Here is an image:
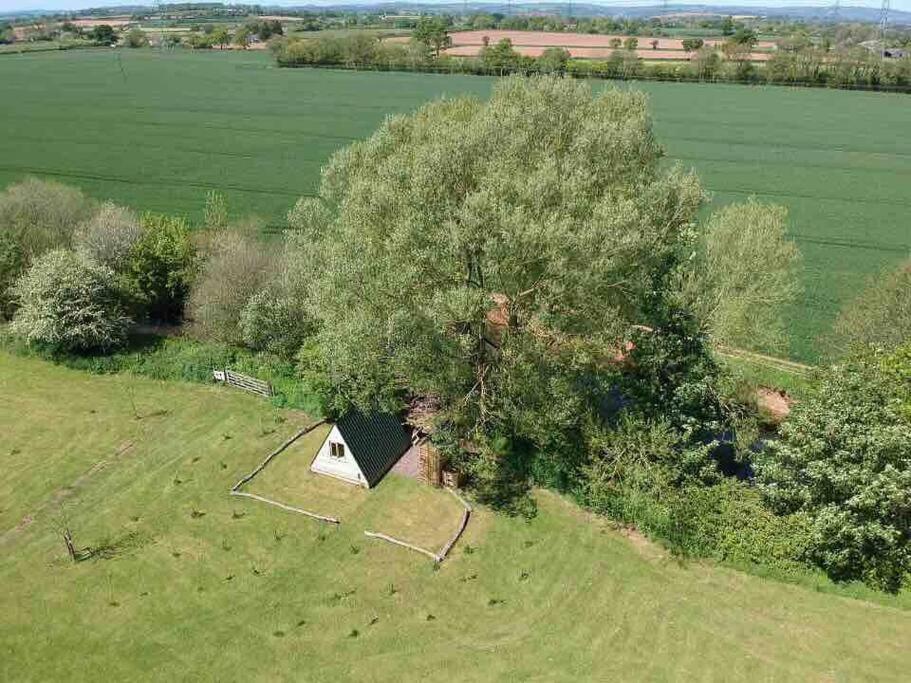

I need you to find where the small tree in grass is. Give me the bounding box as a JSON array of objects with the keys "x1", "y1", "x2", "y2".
[{"x1": 10, "y1": 249, "x2": 130, "y2": 351}]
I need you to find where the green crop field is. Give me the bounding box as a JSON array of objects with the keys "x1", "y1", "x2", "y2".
[
  {"x1": 0, "y1": 49, "x2": 908, "y2": 360},
  {"x1": 1, "y1": 351, "x2": 910, "y2": 681}
]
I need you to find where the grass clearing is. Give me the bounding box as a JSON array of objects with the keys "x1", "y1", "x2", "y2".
[
  {"x1": 1, "y1": 50, "x2": 908, "y2": 360},
  {"x1": 2, "y1": 351, "x2": 911, "y2": 680}
]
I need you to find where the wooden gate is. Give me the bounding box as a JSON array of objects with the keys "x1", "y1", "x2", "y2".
[{"x1": 213, "y1": 368, "x2": 273, "y2": 398}]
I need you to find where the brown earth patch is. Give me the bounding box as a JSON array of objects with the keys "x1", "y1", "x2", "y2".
[{"x1": 756, "y1": 387, "x2": 794, "y2": 424}]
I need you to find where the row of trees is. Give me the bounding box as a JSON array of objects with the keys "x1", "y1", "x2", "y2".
[
  {"x1": 1, "y1": 78, "x2": 907, "y2": 591},
  {"x1": 273, "y1": 33, "x2": 911, "y2": 91},
  {"x1": 0, "y1": 180, "x2": 195, "y2": 349}
]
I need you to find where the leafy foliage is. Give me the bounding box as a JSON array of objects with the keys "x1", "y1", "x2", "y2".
[
  {"x1": 186, "y1": 230, "x2": 273, "y2": 345},
  {"x1": 831, "y1": 258, "x2": 911, "y2": 356},
  {"x1": 127, "y1": 213, "x2": 196, "y2": 322},
  {"x1": 412, "y1": 17, "x2": 451, "y2": 57},
  {"x1": 0, "y1": 232, "x2": 24, "y2": 319},
  {"x1": 683, "y1": 198, "x2": 801, "y2": 353},
  {"x1": 755, "y1": 346, "x2": 911, "y2": 591},
  {"x1": 0, "y1": 177, "x2": 94, "y2": 260},
  {"x1": 240, "y1": 286, "x2": 314, "y2": 360},
  {"x1": 10, "y1": 249, "x2": 130, "y2": 351},
  {"x1": 74, "y1": 201, "x2": 142, "y2": 272},
  {"x1": 287, "y1": 76, "x2": 769, "y2": 508}
]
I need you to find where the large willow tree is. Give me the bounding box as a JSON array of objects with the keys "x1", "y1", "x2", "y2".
[{"x1": 289, "y1": 76, "x2": 796, "y2": 502}]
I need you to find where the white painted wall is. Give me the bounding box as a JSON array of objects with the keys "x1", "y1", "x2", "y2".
[{"x1": 310, "y1": 425, "x2": 368, "y2": 487}]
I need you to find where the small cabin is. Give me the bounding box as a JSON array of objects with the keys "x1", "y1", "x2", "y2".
[{"x1": 310, "y1": 410, "x2": 411, "y2": 488}]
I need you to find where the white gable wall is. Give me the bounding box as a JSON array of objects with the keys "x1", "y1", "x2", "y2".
[{"x1": 310, "y1": 425, "x2": 368, "y2": 487}]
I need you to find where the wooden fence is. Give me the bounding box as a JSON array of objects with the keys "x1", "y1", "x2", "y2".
[{"x1": 213, "y1": 368, "x2": 273, "y2": 397}]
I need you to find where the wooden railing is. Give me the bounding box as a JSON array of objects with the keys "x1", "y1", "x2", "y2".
[{"x1": 212, "y1": 368, "x2": 273, "y2": 397}]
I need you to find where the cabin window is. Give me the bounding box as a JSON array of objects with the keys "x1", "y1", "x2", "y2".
[{"x1": 329, "y1": 441, "x2": 345, "y2": 459}]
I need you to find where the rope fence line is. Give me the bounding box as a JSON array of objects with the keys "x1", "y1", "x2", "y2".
[
  {"x1": 438, "y1": 487, "x2": 473, "y2": 561},
  {"x1": 364, "y1": 486, "x2": 473, "y2": 563},
  {"x1": 363, "y1": 531, "x2": 443, "y2": 562},
  {"x1": 230, "y1": 420, "x2": 340, "y2": 524},
  {"x1": 231, "y1": 490, "x2": 339, "y2": 524}
]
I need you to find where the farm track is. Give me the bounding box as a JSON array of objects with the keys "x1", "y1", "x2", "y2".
[{"x1": 718, "y1": 346, "x2": 815, "y2": 376}]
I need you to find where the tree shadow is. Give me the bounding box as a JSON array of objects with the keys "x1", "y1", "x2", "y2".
[{"x1": 75, "y1": 530, "x2": 150, "y2": 562}]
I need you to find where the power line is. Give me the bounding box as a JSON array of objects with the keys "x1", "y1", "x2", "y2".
[{"x1": 879, "y1": 0, "x2": 890, "y2": 59}]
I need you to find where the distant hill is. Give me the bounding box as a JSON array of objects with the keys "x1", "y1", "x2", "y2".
[
  {"x1": 292, "y1": 2, "x2": 910, "y2": 24},
  {"x1": 4, "y1": 3, "x2": 911, "y2": 26}
]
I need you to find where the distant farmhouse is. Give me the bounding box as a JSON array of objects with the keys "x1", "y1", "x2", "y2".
[{"x1": 860, "y1": 40, "x2": 909, "y2": 59}]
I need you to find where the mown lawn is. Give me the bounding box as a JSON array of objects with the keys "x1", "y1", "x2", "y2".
[
  {"x1": 249, "y1": 429, "x2": 468, "y2": 551},
  {"x1": 1, "y1": 352, "x2": 910, "y2": 681},
  {"x1": 0, "y1": 50, "x2": 908, "y2": 360}
]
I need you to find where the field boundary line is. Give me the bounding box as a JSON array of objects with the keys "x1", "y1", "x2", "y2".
[{"x1": 230, "y1": 420, "x2": 340, "y2": 524}]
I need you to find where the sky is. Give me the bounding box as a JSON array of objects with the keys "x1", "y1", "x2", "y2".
[{"x1": 2, "y1": 0, "x2": 906, "y2": 14}]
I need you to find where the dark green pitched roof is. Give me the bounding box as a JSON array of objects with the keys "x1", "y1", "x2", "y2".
[{"x1": 336, "y1": 410, "x2": 411, "y2": 487}]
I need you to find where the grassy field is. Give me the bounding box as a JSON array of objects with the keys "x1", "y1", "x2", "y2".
[
  {"x1": 1, "y1": 351, "x2": 911, "y2": 680},
  {"x1": 0, "y1": 50, "x2": 909, "y2": 360}
]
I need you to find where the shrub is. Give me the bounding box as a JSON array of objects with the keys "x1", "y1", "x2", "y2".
[
  {"x1": 74, "y1": 202, "x2": 142, "y2": 272},
  {"x1": 831, "y1": 258, "x2": 911, "y2": 356},
  {"x1": 240, "y1": 286, "x2": 314, "y2": 359},
  {"x1": 0, "y1": 177, "x2": 94, "y2": 259},
  {"x1": 123, "y1": 28, "x2": 149, "y2": 48},
  {"x1": 186, "y1": 231, "x2": 274, "y2": 345},
  {"x1": 10, "y1": 249, "x2": 130, "y2": 351},
  {"x1": 666, "y1": 481, "x2": 812, "y2": 574},
  {"x1": 755, "y1": 347, "x2": 911, "y2": 592},
  {"x1": 0, "y1": 232, "x2": 24, "y2": 319},
  {"x1": 128, "y1": 213, "x2": 196, "y2": 322}
]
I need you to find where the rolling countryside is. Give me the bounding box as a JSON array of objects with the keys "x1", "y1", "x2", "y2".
[{"x1": 0, "y1": 49, "x2": 908, "y2": 360}]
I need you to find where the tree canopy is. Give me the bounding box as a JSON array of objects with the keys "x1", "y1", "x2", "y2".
[
  {"x1": 286, "y1": 76, "x2": 790, "y2": 505},
  {"x1": 831, "y1": 258, "x2": 911, "y2": 357},
  {"x1": 683, "y1": 198, "x2": 801, "y2": 353},
  {"x1": 756, "y1": 344, "x2": 911, "y2": 591},
  {"x1": 10, "y1": 249, "x2": 130, "y2": 351}
]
